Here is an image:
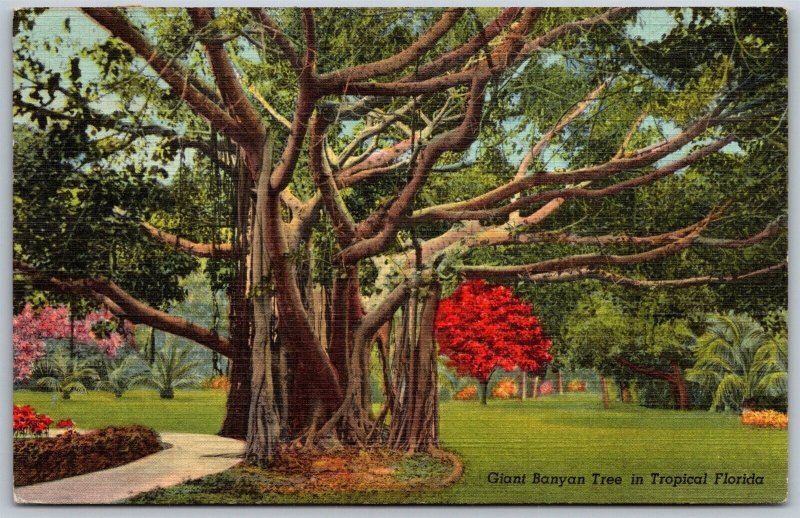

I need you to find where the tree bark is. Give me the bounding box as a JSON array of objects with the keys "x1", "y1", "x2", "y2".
[
  {"x1": 532, "y1": 375, "x2": 540, "y2": 400},
  {"x1": 244, "y1": 139, "x2": 281, "y2": 466},
  {"x1": 389, "y1": 281, "x2": 441, "y2": 452},
  {"x1": 556, "y1": 369, "x2": 564, "y2": 395},
  {"x1": 671, "y1": 360, "x2": 689, "y2": 411},
  {"x1": 521, "y1": 371, "x2": 527, "y2": 400},
  {"x1": 600, "y1": 375, "x2": 610, "y2": 409}
]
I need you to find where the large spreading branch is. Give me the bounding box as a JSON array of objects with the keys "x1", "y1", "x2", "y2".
[
  {"x1": 14, "y1": 261, "x2": 232, "y2": 357},
  {"x1": 319, "y1": 8, "x2": 466, "y2": 88},
  {"x1": 460, "y1": 206, "x2": 722, "y2": 279},
  {"x1": 414, "y1": 134, "x2": 734, "y2": 223},
  {"x1": 508, "y1": 262, "x2": 787, "y2": 288},
  {"x1": 82, "y1": 8, "x2": 241, "y2": 138},
  {"x1": 412, "y1": 106, "x2": 729, "y2": 222}
]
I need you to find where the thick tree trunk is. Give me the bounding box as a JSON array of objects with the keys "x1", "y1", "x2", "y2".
[
  {"x1": 244, "y1": 141, "x2": 281, "y2": 466},
  {"x1": 599, "y1": 375, "x2": 610, "y2": 409},
  {"x1": 220, "y1": 348, "x2": 251, "y2": 439},
  {"x1": 219, "y1": 154, "x2": 253, "y2": 439},
  {"x1": 389, "y1": 281, "x2": 441, "y2": 452}
]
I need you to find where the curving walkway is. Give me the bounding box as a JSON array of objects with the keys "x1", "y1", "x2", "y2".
[{"x1": 14, "y1": 432, "x2": 244, "y2": 504}]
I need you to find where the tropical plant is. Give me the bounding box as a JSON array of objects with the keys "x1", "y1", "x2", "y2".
[
  {"x1": 686, "y1": 313, "x2": 788, "y2": 411},
  {"x1": 141, "y1": 344, "x2": 202, "y2": 399},
  {"x1": 97, "y1": 355, "x2": 148, "y2": 398},
  {"x1": 32, "y1": 348, "x2": 99, "y2": 400}
]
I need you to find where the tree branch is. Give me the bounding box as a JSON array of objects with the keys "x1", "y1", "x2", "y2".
[
  {"x1": 14, "y1": 261, "x2": 232, "y2": 357},
  {"x1": 140, "y1": 221, "x2": 234, "y2": 258},
  {"x1": 320, "y1": 8, "x2": 465, "y2": 88},
  {"x1": 460, "y1": 207, "x2": 722, "y2": 279},
  {"x1": 510, "y1": 262, "x2": 787, "y2": 288},
  {"x1": 250, "y1": 8, "x2": 304, "y2": 75},
  {"x1": 82, "y1": 8, "x2": 241, "y2": 138}
]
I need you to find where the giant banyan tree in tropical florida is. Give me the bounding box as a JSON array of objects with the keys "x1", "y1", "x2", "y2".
[{"x1": 13, "y1": 7, "x2": 786, "y2": 466}]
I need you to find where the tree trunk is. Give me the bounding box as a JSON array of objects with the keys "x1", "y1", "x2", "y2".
[
  {"x1": 244, "y1": 140, "x2": 280, "y2": 467},
  {"x1": 219, "y1": 153, "x2": 253, "y2": 440},
  {"x1": 532, "y1": 375, "x2": 540, "y2": 400},
  {"x1": 556, "y1": 369, "x2": 564, "y2": 395},
  {"x1": 521, "y1": 371, "x2": 527, "y2": 400},
  {"x1": 389, "y1": 281, "x2": 441, "y2": 452},
  {"x1": 479, "y1": 382, "x2": 488, "y2": 405},
  {"x1": 671, "y1": 360, "x2": 689, "y2": 411},
  {"x1": 599, "y1": 375, "x2": 610, "y2": 409}
]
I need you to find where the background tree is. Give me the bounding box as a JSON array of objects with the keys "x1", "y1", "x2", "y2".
[{"x1": 435, "y1": 280, "x2": 551, "y2": 405}]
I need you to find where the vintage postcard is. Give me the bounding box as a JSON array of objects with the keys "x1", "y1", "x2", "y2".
[{"x1": 12, "y1": 6, "x2": 787, "y2": 504}]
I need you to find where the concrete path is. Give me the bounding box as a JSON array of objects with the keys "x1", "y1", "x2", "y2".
[{"x1": 15, "y1": 432, "x2": 244, "y2": 504}]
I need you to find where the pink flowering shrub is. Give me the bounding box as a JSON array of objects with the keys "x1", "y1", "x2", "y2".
[
  {"x1": 538, "y1": 380, "x2": 554, "y2": 396},
  {"x1": 13, "y1": 304, "x2": 133, "y2": 381}
]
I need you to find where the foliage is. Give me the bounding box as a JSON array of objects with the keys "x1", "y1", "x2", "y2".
[
  {"x1": 740, "y1": 409, "x2": 788, "y2": 430},
  {"x1": 97, "y1": 355, "x2": 149, "y2": 397},
  {"x1": 567, "y1": 380, "x2": 587, "y2": 392},
  {"x1": 13, "y1": 425, "x2": 162, "y2": 486},
  {"x1": 13, "y1": 404, "x2": 53, "y2": 438},
  {"x1": 453, "y1": 386, "x2": 478, "y2": 401},
  {"x1": 435, "y1": 280, "x2": 552, "y2": 384},
  {"x1": 141, "y1": 344, "x2": 203, "y2": 399},
  {"x1": 13, "y1": 304, "x2": 130, "y2": 381},
  {"x1": 202, "y1": 375, "x2": 231, "y2": 391},
  {"x1": 538, "y1": 381, "x2": 554, "y2": 397},
  {"x1": 491, "y1": 378, "x2": 518, "y2": 400},
  {"x1": 686, "y1": 313, "x2": 787, "y2": 411},
  {"x1": 32, "y1": 348, "x2": 100, "y2": 400}
]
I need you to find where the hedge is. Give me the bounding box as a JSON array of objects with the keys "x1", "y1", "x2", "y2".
[{"x1": 14, "y1": 425, "x2": 162, "y2": 486}]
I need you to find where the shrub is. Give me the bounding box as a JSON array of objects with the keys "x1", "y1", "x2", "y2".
[
  {"x1": 454, "y1": 385, "x2": 478, "y2": 400},
  {"x1": 538, "y1": 380, "x2": 554, "y2": 396},
  {"x1": 14, "y1": 425, "x2": 162, "y2": 486},
  {"x1": 56, "y1": 418, "x2": 75, "y2": 429},
  {"x1": 740, "y1": 409, "x2": 788, "y2": 430},
  {"x1": 13, "y1": 405, "x2": 53, "y2": 438},
  {"x1": 202, "y1": 374, "x2": 231, "y2": 391},
  {"x1": 491, "y1": 378, "x2": 518, "y2": 399},
  {"x1": 567, "y1": 379, "x2": 587, "y2": 392}
]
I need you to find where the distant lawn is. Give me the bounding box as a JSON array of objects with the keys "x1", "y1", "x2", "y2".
[
  {"x1": 14, "y1": 389, "x2": 787, "y2": 504},
  {"x1": 13, "y1": 389, "x2": 227, "y2": 435}
]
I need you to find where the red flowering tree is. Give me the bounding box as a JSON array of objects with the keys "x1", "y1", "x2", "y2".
[
  {"x1": 435, "y1": 280, "x2": 552, "y2": 404},
  {"x1": 13, "y1": 304, "x2": 133, "y2": 382}
]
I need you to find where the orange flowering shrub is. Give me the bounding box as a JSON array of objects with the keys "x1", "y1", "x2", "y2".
[
  {"x1": 491, "y1": 378, "x2": 519, "y2": 399},
  {"x1": 741, "y1": 409, "x2": 788, "y2": 429},
  {"x1": 567, "y1": 379, "x2": 587, "y2": 392},
  {"x1": 202, "y1": 375, "x2": 231, "y2": 391},
  {"x1": 454, "y1": 385, "x2": 478, "y2": 400}
]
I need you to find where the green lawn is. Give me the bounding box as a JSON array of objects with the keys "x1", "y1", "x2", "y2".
[
  {"x1": 13, "y1": 389, "x2": 227, "y2": 435},
  {"x1": 13, "y1": 390, "x2": 787, "y2": 504}
]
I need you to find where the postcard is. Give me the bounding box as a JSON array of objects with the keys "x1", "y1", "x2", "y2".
[{"x1": 12, "y1": 6, "x2": 787, "y2": 504}]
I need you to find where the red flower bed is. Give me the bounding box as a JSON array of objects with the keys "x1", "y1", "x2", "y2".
[
  {"x1": 14, "y1": 425, "x2": 162, "y2": 486},
  {"x1": 13, "y1": 405, "x2": 53, "y2": 437}
]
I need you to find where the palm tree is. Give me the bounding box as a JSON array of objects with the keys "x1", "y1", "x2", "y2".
[
  {"x1": 686, "y1": 313, "x2": 788, "y2": 411},
  {"x1": 97, "y1": 355, "x2": 148, "y2": 397},
  {"x1": 142, "y1": 343, "x2": 202, "y2": 399},
  {"x1": 33, "y1": 348, "x2": 99, "y2": 400}
]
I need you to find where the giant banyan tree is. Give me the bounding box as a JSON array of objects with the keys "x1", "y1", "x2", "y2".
[{"x1": 13, "y1": 7, "x2": 787, "y2": 466}]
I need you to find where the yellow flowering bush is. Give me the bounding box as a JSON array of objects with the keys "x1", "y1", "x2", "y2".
[{"x1": 741, "y1": 409, "x2": 788, "y2": 430}]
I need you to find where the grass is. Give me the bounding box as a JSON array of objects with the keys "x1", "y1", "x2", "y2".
[
  {"x1": 13, "y1": 389, "x2": 787, "y2": 504},
  {"x1": 13, "y1": 389, "x2": 227, "y2": 435}
]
